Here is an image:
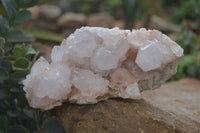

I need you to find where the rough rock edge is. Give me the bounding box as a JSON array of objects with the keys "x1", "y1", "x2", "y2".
[{"x1": 55, "y1": 99, "x2": 200, "y2": 133}]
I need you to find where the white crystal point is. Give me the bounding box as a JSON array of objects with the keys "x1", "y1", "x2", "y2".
[
  {"x1": 91, "y1": 47, "x2": 119, "y2": 70},
  {"x1": 71, "y1": 28, "x2": 97, "y2": 58},
  {"x1": 51, "y1": 46, "x2": 63, "y2": 62},
  {"x1": 30, "y1": 56, "x2": 50, "y2": 76},
  {"x1": 34, "y1": 63, "x2": 71, "y2": 99},
  {"x1": 164, "y1": 35, "x2": 184, "y2": 57},
  {"x1": 119, "y1": 83, "x2": 141, "y2": 99},
  {"x1": 23, "y1": 27, "x2": 183, "y2": 110},
  {"x1": 23, "y1": 60, "x2": 71, "y2": 110},
  {"x1": 135, "y1": 40, "x2": 162, "y2": 72},
  {"x1": 70, "y1": 69, "x2": 109, "y2": 104}
]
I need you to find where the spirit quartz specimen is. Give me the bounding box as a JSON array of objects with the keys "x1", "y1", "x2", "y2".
[{"x1": 23, "y1": 27, "x2": 183, "y2": 110}]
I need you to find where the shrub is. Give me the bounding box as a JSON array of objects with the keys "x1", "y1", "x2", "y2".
[
  {"x1": 0, "y1": 0, "x2": 63, "y2": 132},
  {"x1": 170, "y1": 23, "x2": 200, "y2": 80}
]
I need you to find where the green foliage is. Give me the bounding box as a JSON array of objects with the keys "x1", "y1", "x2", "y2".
[
  {"x1": 7, "y1": 126, "x2": 29, "y2": 133},
  {"x1": 0, "y1": 16, "x2": 10, "y2": 33},
  {"x1": 1, "y1": 43, "x2": 36, "y2": 81},
  {"x1": 177, "y1": 23, "x2": 198, "y2": 54},
  {"x1": 0, "y1": 0, "x2": 64, "y2": 132},
  {"x1": 121, "y1": 0, "x2": 141, "y2": 29},
  {"x1": 170, "y1": 23, "x2": 200, "y2": 80},
  {"x1": 1, "y1": 0, "x2": 17, "y2": 20},
  {"x1": 168, "y1": 0, "x2": 200, "y2": 24},
  {"x1": 22, "y1": 27, "x2": 65, "y2": 43},
  {"x1": 0, "y1": 116, "x2": 8, "y2": 132},
  {"x1": 170, "y1": 52, "x2": 200, "y2": 80},
  {"x1": 0, "y1": 0, "x2": 38, "y2": 36},
  {"x1": 5, "y1": 28, "x2": 34, "y2": 43},
  {"x1": 16, "y1": 0, "x2": 41, "y2": 8},
  {"x1": 0, "y1": 68, "x2": 9, "y2": 83},
  {"x1": 70, "y1": 0, "x2": 143, "y2": 29},
  {"x1": 70, "y1": 0, "x2": 106, "y2": 14},
  {"x1": 13, "y1": 10, "x2": 32, "y2": 24}
]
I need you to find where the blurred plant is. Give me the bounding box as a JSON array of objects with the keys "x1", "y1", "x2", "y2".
[
  {"x1": 170, "y1": 23, "x2": 200, "y2": 80},
  {"x1": 69, "y1": 0, "x2": 121, "y2": 15},
  {"x1": 121, "y1": 0, "x2": 141, "y2": 29},
  {"x1": 177, "y1": 23, "x2": 198, "y2": 54},
  {"x1": 160, "y1": 0, "x2": 182, "y2": 8},
  {"x1": 22, "y1": 27, "x2": 65, "y2": 43},
  {"x1": 168, "y1": 0, "x2": 200, "y2": 24},
  {"x1": 170, "y1": 52, "x2": 200, "y2": 80},
  {"x1": 70, "y1": 0, "x2": 104, "y2": 14},
  {"x1": 69, "y1": 0, "x2": 120, "y2": 23},
  {"x1": 0, "y1": 0, "x2": 64, "y2": 132},
  {"x1": 70, "y1": 0, "x2": 142, "y2": 29}
]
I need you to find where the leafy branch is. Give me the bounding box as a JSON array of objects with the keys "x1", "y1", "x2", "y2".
[{"x1": 0, "y1": 0, "x2": 64, "y2": 132}]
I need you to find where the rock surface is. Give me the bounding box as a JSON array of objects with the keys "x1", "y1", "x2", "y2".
[
  {"x1": 57, "y1": 13, "x2": 87, "y2": 28},
  {"x1": 28, "y1": 6, "x2": 40, "y2": 20},
  {"x1": 150, "y1": 15, "x2": 180, "y2": 32},
  {"x1": 88, "y1": 13, "x2": 114, "y2": 28},
  {"x1": 23, "y1": 27, "x2": 183, "y2": 110},
  {"x1": 55, "y1": 78, "x2": 200, "y2": 133},
  {"x1": 142, "y1": 78, "x2": 200, "y2": 123},
  {"x1": 40, "y1": 5, "x2": 61, "y2": 20}
]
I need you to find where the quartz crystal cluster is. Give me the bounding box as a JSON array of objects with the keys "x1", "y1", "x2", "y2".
[{"x1": 23, "y1": 27, "x2": 183, "y2": 110}]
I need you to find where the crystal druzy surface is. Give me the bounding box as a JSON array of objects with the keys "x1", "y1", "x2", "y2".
[{"x1": 23, "y1": 27, "x2": 183, "y2": 110}]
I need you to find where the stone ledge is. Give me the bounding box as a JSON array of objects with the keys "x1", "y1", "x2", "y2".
[{"x1": 55, "y1": 78, "x2": 200, "y2": 133}]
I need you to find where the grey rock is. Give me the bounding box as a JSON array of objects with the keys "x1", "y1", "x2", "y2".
[
  {"x1": 142, "y1": 78, "x2": 200, "y2": 123},
  {"x1": 57, "y1": 13, "x2": 87, "y2": 28},
  {"x1": 87, "y1": 13, "x2": 114, "y2": 28},
  {"x1": 28, "y1": 6, "x2": 40, "y2": 20},
  {"x1": 40, "y1": 5, "x2": 61, "y2": 20},
  {"x1": 55, "y1": 78, "x2": 200, "y2": 133}
]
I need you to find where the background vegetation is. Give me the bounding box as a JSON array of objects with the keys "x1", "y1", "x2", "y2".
[
  {"x1": 0, "y1": 0, "x2": 64, "y2": 133},
  {"x1": 0, "y1": 0, "x2": 199, "y2": 132}
]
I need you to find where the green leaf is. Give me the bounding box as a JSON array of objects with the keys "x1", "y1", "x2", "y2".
[
  {"x1": 0, "y1": 15, "x2": 10, "y2": 34},
  {"x1": 7, "y1": 110, "x2": 20, "y2": 118},
  {"x1": 7, "y1": 126, "x2": 29, "y2": 133},
  {"x1": 0, "y1": 67, "x2": 9, "y2": 83},
  {"x1": 22, "y1": 27, "x2": 64, "y2": 43},
  {"x1": 15, "y1": 0, "x2": 26, "y2": 7},
  {"x1": 23, "y1": 109, "x2": 34, "y2": 119},
  {"x1": 10, "y1": 87, "x2": 23, "y2": 93},
  {"x1": 32, "y1": 51, "x2": 39, "y2": 64},
  {"x1": 0, "y1": 87, "x2": 8, "y2": 100},
  {"x1": 13, "y1": 46, "x2": 25, "y2": 57},
  {"x1": 4, "y1": 56, "x2": 17, "y2": 61},
  {"x1": 13, "y1": 57, "x2": 30, "y2": 71},
  {"x1": 16, "y1": 0, "x2": 41, "y2": 8},
  {"x1": 23, "y1": 0, "x2": 41, "y2": 8},
  {"x1": 0, "y1": 116, "x2": 8, "y2": 132},
  {"x1": 11, "y1": 71, "x2": 27, "y2": 79},
  {"x1": 16, "y1": 94, "x2": 28, "y2": 108},
  {"x1": 0, "y1": 37, "x2": 5, "y2": 48},
  {"x1": 4, "y1": 42, "x2": 12, "y2": 53},
  {"x1": 1, "y1": 0, "x2": 17, "y2": 19},
  {"x1": 187, "y1": 65, "x2": 198, "y2": 77},
  {"x1": 13, "y1": 10, "x2": 32, "y2": 24},
  {"x1": 20, "y1": 44, "x2": 25, "y2": 49},
  {"x1": 42, "y1": 117, "x2": 64, "y2": 133},
  {"x1": 0, "y1": 47, "x2": 4, "y2": 57},
  {"x1": 26, "y1": 45, "x2": 36, "y2": 55},
  {"x1": 0, "y1": 59, "x2": 12, "y2": 72},
  {"x1": 5, "y1": 29, "x2": 35, "y2": 43}
]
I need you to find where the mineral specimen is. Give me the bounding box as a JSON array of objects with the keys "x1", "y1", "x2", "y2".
[{"x1": 23, "y1": 27, "x2": 183, "y2": 110}]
